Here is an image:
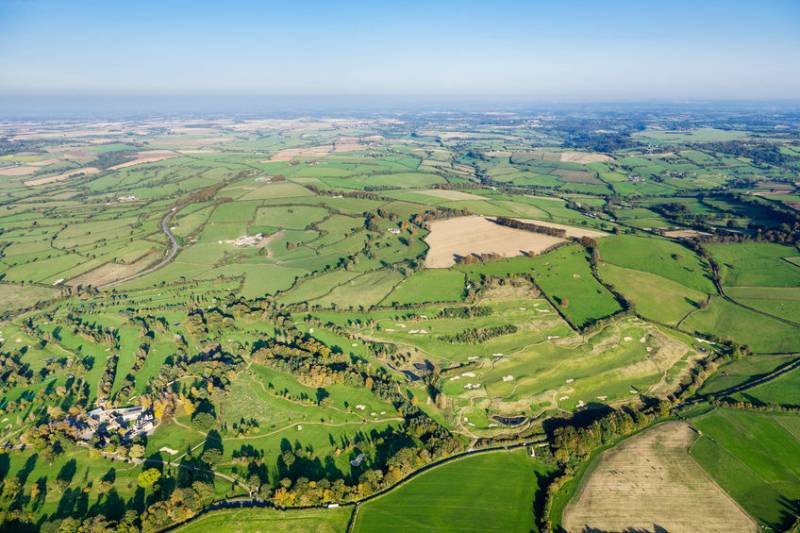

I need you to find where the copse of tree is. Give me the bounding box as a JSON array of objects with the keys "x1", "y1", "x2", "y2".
[
  {"x1": 438, "y1": 325, "x2": 518, "y2": 343},
  {"x1": 493, "y1": 216, "x2": 568, "y2": 238}
]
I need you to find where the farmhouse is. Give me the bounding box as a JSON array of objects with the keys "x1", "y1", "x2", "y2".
[{"x1": 72, "y1": 406, "x2": 157, "y2": 444}]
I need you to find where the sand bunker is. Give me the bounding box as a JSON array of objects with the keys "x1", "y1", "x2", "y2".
[{"x1": 563, "y1": 421, "x2": 757, "y2": 533}]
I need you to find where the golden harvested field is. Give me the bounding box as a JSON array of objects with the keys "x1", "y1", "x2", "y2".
[
  {"x1": 663, "y1": 229, "x2": 711, "y2": 239},
  {"x1": 563, "y1": 421, "x2": 757, "y2": 533},
  {"x1": 423, "y1": 216, "x2": 565, "y2": 268},
  {"x1": 69, "y1": 251, "x2": 161, "y2": 287},
  {"x1": 156, "y1": 136, "x2": 231, "y2": 146},
  {"x1": 415, "y1": 188, "x2": 487, "y2": 201},
  {"x1": 269, "y1": 145, "x2": 333, "y2": 161},
  {"x1": 0, "y1": 165, "x2": 38, "y2": 176},
  {"x1": 513, "y1": 218, "x2": 607, "y2": 238},
  {"x1": 109, "y1": 150, "x2": 179, "y2": 169},
  {"x1": 559, "y1": 151, "x2": 613, "y2": 164},
  {"x1": 24, "y1": 167, "x2": 100, "y2": 186}
]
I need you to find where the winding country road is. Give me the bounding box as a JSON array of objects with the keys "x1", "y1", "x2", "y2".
[
  {"x1": 687, "y1": 354, "x2": 800, "y2": 404},
  {"x1": 103, "y1": 207, "x2": 180, "y2": 288}
]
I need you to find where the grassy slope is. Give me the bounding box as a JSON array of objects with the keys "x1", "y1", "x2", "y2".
[
  {"x1": 175, "y1": 507, "x2": 353, "y2": 533},
  {"x1": 382, "y1": 269, "x2": 465, "y2": 305},
  {"x1": 353, "y1": 450, "x2": 553, "y2": 533},
  {"x1": 598, "y1": 234, "x2": 715, "y2": 293},
  {"x1": 690, "y1": 408, "x2": 800, "y2": 530}
]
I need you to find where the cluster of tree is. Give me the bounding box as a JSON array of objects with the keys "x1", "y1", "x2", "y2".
[
  {"x1": 453, "y1": 252, "x2": 503, "y2": 264},
  {"x1": 549, "y1": 402, "x2": 667, "y2": 464},
  {"x1": 438, "y1": 325, "x2": 518, "y2": 344},
  {"x1": 175, "y1": 182, "x2": 228, "y2": 209},
  {"x1": 699, "y1": 141, "x2": 788, "y2": 166},
  {"x1": 98, "y1": 353, "x2": 119, "y2": 399},
  {"x1": 493, "y1": 216, "x2": 568, "y2": 238},
  {"x1": 305, "y1": 184, "x2": 380, "y2": 200},
  {"x1": 65, "y1": 313, "x2": 120, "y2": 347},
  {"x1": 93, "y1": 150, "x2": 137, "y2": 169},
  {"x1": 140, "y1": 481, "x2": 217, "y2": 532},
  {"x1": 562, "y1": 131, "x2": 633, "y2": 153},
  {"x1": 0, "y1": 350, "x2": 33, "y2": 391},
  {"x1": 437, "y1": 305, "x2": 492, "y2": 319},
  {"x1": 710, "y1": 397, "x2": 800, "y2": 412},
  {"x1": 409, "y1": 207, "x2": 471, "y2": 227},
  {"x1": 229, "y1": 417, "x2": 260, "y2": 436},
  {"x1": 666, "y1": 339, "x2": 748, "y2": 402}
]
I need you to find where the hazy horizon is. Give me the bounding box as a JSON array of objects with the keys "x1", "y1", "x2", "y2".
[{"x1": 1, "y1": 0, "x2": 799, "y2": 108}]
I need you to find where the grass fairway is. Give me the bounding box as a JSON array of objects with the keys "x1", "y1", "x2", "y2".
[
  {"x1": 382, "y1": 269, "x2": 465, "y2": 305},
  {"x1": 691, "y1": 408, "x2": 800, "y2": 530},
  {"x1": 175, "y1": 507, "x2": 353, "y2": 533},
  {"x1": 353, "y1": 449, "x2": 553, "y2": 533}
]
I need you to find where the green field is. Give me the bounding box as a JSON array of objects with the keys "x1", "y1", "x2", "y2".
[
  {"x1": 691, "y1": 408, "x2": 800, "y2": 530},
  {"x1": 682, "y1": 296, "x2": 800, "y2": 353},
  {"x1": 175, "y1": 507, "x2": 353, "y2": 533},
  {"x1": 353, "y1": 450, "x2": 553, "y2": 533},
  {"x1": 733, "y1": 365, "x2": 800, "y2": 406},
  {"x1": 698, "y1": 354, "x2": 798, "y2": 395},
  {"x1": 598, "y1": 234, "x2": 715, "y2": 293},
  {"x1": 382, "y1": 269, "x2": 465, "y2": 305},
  {"x1": 456, "y1": 245, "x2": 623, "y2": 328}
]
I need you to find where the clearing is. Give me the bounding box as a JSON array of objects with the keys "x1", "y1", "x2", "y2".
[{"x1": 563, "y1": 421, "x2": 757, "y2": 533}]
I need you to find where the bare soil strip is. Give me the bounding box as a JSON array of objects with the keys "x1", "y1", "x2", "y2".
[{"x1": 563, "y1": 421, "x2": 758, "y2": 533}]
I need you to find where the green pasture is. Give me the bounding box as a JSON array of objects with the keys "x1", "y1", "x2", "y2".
[
  {"x1": 691, "y1": 408, "x2": 800, "y2": 530},
  {"x1": 353, "y1": 450, "x2": 553, "y2": 533}
]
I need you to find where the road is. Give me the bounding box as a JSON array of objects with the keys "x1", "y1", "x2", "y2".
[
  {"x1": 103, "y1": 207, "x2": 180, "y2": 287},
  {"x1": 686, "y1": 354, "x2": 800, "y2": 405}
]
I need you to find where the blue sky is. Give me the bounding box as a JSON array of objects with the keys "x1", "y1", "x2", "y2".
[{"x1": 0, "y1": 0, "x2": 798, "y2": 100}]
